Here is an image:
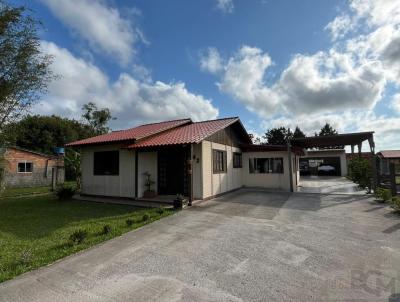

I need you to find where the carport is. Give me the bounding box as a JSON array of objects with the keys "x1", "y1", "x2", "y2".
[{"x1": 290, "y1": 131, "x2": 376, "y2": 193}]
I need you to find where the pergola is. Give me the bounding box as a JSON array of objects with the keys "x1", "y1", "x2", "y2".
[
  {"x1": 290, "y1": 131, "x2": 375, "y2": 153},
  {"x1": 289, "y1": 131, "x2": 377, "y2": 192}
]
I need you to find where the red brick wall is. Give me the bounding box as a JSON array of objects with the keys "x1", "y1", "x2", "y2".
[{"x1": 4, "y1": 148, "x2": 64, "y2": 188}]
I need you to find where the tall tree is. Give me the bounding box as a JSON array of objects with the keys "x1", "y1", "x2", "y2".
[
  {"x1": 0, "y1": 1, "x2": 53, "y2": 131},
  {"x1": 318, "y1": 123, "x2": 338, "y2": 136},
  {"x1": 264, "y1": 127, "x2": 292, "y2": 145},
  {"x1": 293, "y1": 126, "x2": 306, "y2": 139},
  {"x1": 82, "y1": 102, "x2": 114, "y2": 135}
]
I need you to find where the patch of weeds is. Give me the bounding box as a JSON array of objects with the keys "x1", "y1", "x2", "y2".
[
  {"x1": 126, "y1": 218, "x2": 135, "y2": 226},
  {"x1": 101, "y1": 225, "x2": 112, "y2": 235},
  {"x1": 156, "y1": 208, "x2": 164, "y2": 215},
  {"x1": 142, "y1": 214, "x2": 150, "y2": 222},
  {"x1": 56, "y1": 184, "x2": 76, "y2": 200},
  {"x1": 391, "y1": 197, "x2": 400, "y2": 213},
  {"x1": 375, "y1": 187, "x2": 392, "y2": 203},
  {"x1": 68, "y1": 229, "x2": 88, "y2": 245},
  {"x1": 18, "y1": 249, "x2": 33, "y2": 266}
]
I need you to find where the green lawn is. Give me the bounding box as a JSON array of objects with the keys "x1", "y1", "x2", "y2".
[
  {"x1": 0, "y1": 194, "x2": 174, "y2": 282},
  {"x1": 2, "y1": 181, "x2": 76, "y2": 198}
]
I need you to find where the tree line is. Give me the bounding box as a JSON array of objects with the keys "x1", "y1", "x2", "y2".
[{"x1": 252, "y1": 123, "x2": 339, "y2": 145}]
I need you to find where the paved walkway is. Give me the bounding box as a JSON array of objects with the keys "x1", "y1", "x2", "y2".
[{"x1": 1, "y1": 189, "x2": 400, "y2": 301}]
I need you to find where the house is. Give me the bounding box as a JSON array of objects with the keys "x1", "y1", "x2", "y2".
[
  {"x1": 377, "y1": 150, "x2": 400, "y2": 175},
  {"x1": 0, "y1": 147, "x2": 64, "y2": 188},
  {"x1": 67, "y1": 117, "x2": 302, "y2": 202}
]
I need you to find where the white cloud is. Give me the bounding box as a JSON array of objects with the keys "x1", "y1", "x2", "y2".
[
  {"x1": 36, "y1": 42, "x2": 218, "y2": 128},
  {"x1": 325, "y1": 14, "x2": 354, "y2": 41},
  {"x1": 216, "y1": 0, "x2": 234, "y2": 13},
  {"x1": 200, "y1": 48, "x2": 224, "y2": 74},
  {"x1": 41, "y1": 0, "x2": 145, "y2": 65},
  {"x1": 215, "y1": 46, "x2": 280, "y2": 116}
]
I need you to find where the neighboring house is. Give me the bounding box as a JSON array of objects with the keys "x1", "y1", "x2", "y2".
[
  {"x1": 0, "y1": 147, "x2": 64, "y2": 188},
  {"x1": 67, "y1": 117, "x2": 302, "y2": 201},
  {"x1": 377, "y1": 150, "x2": 400, "y2": 175},
  {"x1": 300, "y1": 149, "x2": 348, "y2": 176}
]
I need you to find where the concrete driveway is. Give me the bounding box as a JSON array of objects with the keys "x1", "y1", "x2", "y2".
[
  {"x1": 1, "y1": 189, "x2": 400, "y2": 301},
  {"x1": 297, "y1": 176, "x2": 366, "y2": 194}
]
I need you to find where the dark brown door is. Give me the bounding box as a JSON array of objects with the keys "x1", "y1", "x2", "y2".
[{"x1": 158, "y1": 147, "x2": 188, "y2": 195}]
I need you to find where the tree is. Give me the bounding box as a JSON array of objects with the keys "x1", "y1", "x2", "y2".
[
  {"x1": 0, "y1": 1, "x2": 54, "y2": 131},
  {"x1": 293, "y1": 126, "x2": 306, "y2": 139},
  {"x1": 4, "y1": 115, "x2": 92, "y2": 154},
  {"x1": 263, "y1": 127, "x2": 292, "y2": 145},
  {"x1": 82, "y1": 102, "x2": 114, "y2": 135},
  {"x1": 317, "y1": 123, "x2": 343, "y2": 149},
  {"x1": 318, "y1": 123, "x2": 338, "y2": 136}
]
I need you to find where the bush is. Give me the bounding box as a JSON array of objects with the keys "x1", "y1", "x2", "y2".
[
  {"x1": 157, "y1": 208, "x2": 164, "y2": 215},
  {"x1": 126, "y1": 218, "x2": 134, "y2": 226},
  {"x1": 348, "y1": 158, "x2": 372, "y2": 189},
  {"x1": 69, "y1": 229, "x2": 87, "y2": 245},
  {"x1": 142, "y1": 214, "x2": 150, "y2": 221},
  {"x1": 102, "y1": 225, "x2": 111, "y2": 235},
  {"x1": 392, "y1": 197, "x2": 400, "y2": 213},
  {"x1": 56, "y1": 184, "x2": 76, "y2": 200},
  {"x1": 375, "y1": 187, "x2": 392, "y2": 203}
]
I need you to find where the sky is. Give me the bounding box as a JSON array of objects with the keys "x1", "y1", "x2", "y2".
[{"x1": 10, "y1": 0, "x2": 400, "y2": 151}]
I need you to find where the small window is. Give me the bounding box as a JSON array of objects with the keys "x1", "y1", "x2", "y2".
[
  {"x1": 233, "y1": 152, "x2": 242, "y2": 168},
  {"x1": 249, "y1": 158, "x2": 284, "y2": 174},
  {"x1": 213, "y1": 150, "x2": 227, "y2": 173},
  {"x1": 18, "y1": 162, "x2": 33, "y2": 173},
  {"x1": 94, "y1": 151, "x2": 119, "y2": 175}
]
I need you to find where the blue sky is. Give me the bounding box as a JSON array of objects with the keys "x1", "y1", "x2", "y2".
[{"x1": 11, "y1": 0, "x2": 400, "y2": 150}]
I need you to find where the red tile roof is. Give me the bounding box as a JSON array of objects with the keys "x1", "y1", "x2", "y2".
[
  {"x1": 66, "y1": 119, "x2": 191, "y2": 146},
  {"x1": 378, "y1": 150, "x2": 400, "y2": 158},
  {"x1": 128, "y1": 117, "x2": 243, "y2": 148}
]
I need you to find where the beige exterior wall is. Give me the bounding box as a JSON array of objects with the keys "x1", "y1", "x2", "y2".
[
  {"x1": 242, "y1": 151, "x2": 297, "y2": 191},
  {"x1": 192, "y1": 143, "x2": 203, "y2": 199},
  {"x1": 201, "y1": 140, "x2": 242, "y2": 199},
  {"x1": 81, "y1": 144, "x2": 135, "y2": 197},
  {"x1": 137, "y1": 151, "x2": 158, "y2": 198}
]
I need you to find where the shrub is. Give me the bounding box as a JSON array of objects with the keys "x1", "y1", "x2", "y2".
[
  {"x1": 392, "y1": 197, "x2": 400, "y2": 213},
  {"x1": 348, "y1": 158, "x2": 372, "y2": 189},
  {"x1": 102, "y1": 225, "x2": 111, "y2": 235},
  {"x1": 56, "y1": 184, "x2": 76, "y2": 200},
  {"x1": 142, "y1": 214, "x2": 150, "y2": 221},
  {"x1": 126, "y1": 218, "x2": 134, "y2": 226},
  {"x1": 382, "y1": 189, "x2": 392, "y2": 203},
  {"x1": 69, "y1": 229, "x2": 87, "y2": 245},
  {"x1": 157, "y1": 208, "x2": 164, "y2": 215}
]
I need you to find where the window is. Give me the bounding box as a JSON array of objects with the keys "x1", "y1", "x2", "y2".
[
  {"x1": 233, "y1": 152, "x2": 242, "y2": 168},
  {"x1": 18, "y1": 162, "x2": 33, "y2": 173},
  {"x1": 94, "y1": 151, "x2": 119, "y2": 175},
  {"x1": 213, "y1": 150, "x2": 227, "y2": 173},
  {"x1": 249, "y1": 158, "x2": 284, "y2": 174}
]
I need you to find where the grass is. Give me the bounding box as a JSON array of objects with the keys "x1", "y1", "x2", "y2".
[
  {"x1": 0, "y1": 194, "x2": 174, "y2": 282},
  {"x1": 2, "y1": 181, "x2": 76, "y2": 198}
]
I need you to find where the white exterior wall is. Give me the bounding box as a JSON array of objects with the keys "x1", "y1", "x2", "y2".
[
  {"x1": 242, "y1": 151, "x2": 295, "y2": 191},
  {"x1": 81, "y1": 145, "x2": 135, "y2": 197},
  {"x1": 201, "y1": 140, "x2": 242, "y2": 199},
  {"x1": 137, "y1": 151, "x2": 157, "y2": 198}
]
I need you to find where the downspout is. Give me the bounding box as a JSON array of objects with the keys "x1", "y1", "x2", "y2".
[{"x1": 287, "y1": 142, "x2": 294, "y2": 193}]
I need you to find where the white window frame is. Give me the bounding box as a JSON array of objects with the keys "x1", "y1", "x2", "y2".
[{"x1": 17, "y1": 161, "x2": 33, "y2": 173}]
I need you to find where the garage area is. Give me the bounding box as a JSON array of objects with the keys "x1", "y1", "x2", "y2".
[{"x1": 292, "y1": 132, "x2": 376, "y2": 194}]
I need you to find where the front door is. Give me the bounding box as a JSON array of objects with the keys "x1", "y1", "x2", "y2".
[{"x1": 158, "y1": 147, "x2": 188, "y2": 195}]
